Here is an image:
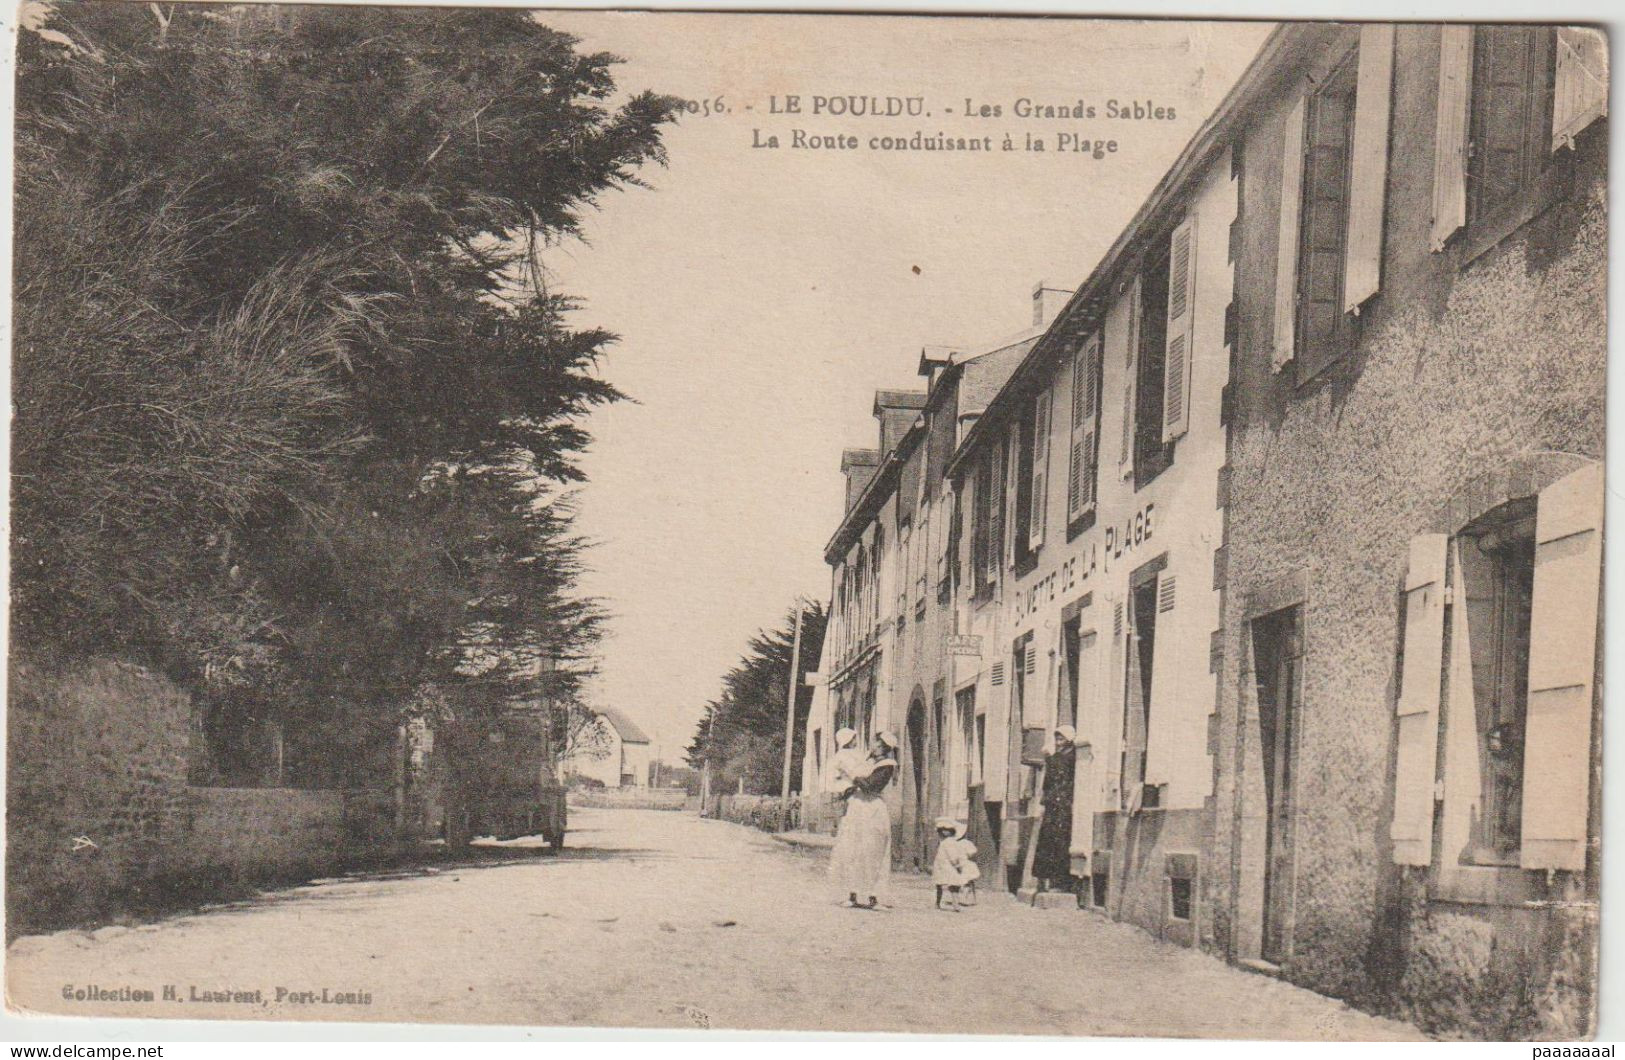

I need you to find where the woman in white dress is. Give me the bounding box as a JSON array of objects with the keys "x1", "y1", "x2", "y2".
[{"x1": 829, "y1": 732, "x2": 897, "y2": 908}]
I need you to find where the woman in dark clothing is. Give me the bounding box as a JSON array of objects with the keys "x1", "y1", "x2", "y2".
[{"x1": 1033, "y1": 725, "x2": 1078, "y2": 892}]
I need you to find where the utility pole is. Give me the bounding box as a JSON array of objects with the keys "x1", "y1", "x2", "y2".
[{"x1": 779, "y1": 600, "x2": 806, "y2": 830}]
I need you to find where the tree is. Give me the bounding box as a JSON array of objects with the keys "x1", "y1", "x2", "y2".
[
  {"x1": 687, "y1": 603, "x2": 828, "y2": 795},
  {"x1": 12, "y1": 4, "x2": 679, "y2": 782}
]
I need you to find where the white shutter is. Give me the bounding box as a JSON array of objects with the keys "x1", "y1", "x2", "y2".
[
  {"x1": 1391, "y1": 533, "x2": 1448, "y2": 866},
  {"x1": 1004, "y1": 428, "x2": 1021, "y2": 569},
  {"x1": 1029, "y1": 390, "x2": 1052, "y2": 551},
  {"x1": 1552, "y1": 27, "x2": 1608, "y2": 152},
  {"x1": 1067, "y1": 333, "x2": 1101, "y2": 521},
  {"x1": 1273, "y1": 96, "x2": 1307, "y2": 371},
  {"x1": 1344, "y1": 24, "x2": 1395, "y2": 313},
  {"x1": 1430, "y1": 24, "x2": 1473, "y2": 251},
  {"x1": 1520, "y1": 462, "x2": 1603, "y2": 871},
  {"x1": 1070, "y1": 630, "x2": 1101, "y2": 846},
  {"x1": 1162, "y1": 213, "x2": 1198, "y2": 443},
  {"x1": 1119, "y1": 279, "x2": 1141, "y2": 479}
]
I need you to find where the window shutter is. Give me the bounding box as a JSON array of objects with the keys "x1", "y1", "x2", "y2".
[
  {"x1": 1120, "y1": 279, "x2": 1141, "y2": 478},
  {"x1": 1068, "y1": 333, "x2": 1101, "y2": 521},
  {"x1": 1273, "y1": 96, "x2": 1307, "y2": 371},
  {"x1": 1345, "y1": 24, "x2": 1395, "y2": 313},
  {"x1": 1162, "y1": 214, "x2": 1198, "y2": 443},
  {"x1": 1552, "y1": 27, "x2": 1608, "y2": 152},
  {"x1": 1520, "y1": 462, "x2": 1603, "y2": 871},
  {"x1": 1391, "y1": 533, "x2": 1448, "y2": 866},
  {"x1": 1431, "y1": 24, "x2": 1473, "y2": 251},
  {"x1": 991, "y1": 436, "x2": 1010, "y2": 575},
  {"x1": 1029, "y1": 390, "x2": 1052, "y2": 551}
]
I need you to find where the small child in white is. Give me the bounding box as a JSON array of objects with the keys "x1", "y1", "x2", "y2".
[{"x1": 931, "y1": 817, "x2": 980, "y2": 911}]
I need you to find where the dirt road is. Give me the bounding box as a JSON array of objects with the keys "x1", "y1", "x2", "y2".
[{"x1": 6, "y1": 806, "x2": 1422, "y2": 1038}]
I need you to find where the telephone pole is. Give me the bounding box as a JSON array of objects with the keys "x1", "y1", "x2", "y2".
[{"x1": 779, "y1": 599, "x2": 806, "y2": 829}]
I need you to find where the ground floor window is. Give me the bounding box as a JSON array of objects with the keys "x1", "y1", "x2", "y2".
[{"x1": 1457, "y1": 496, "x2": 1536, "y2": 863}]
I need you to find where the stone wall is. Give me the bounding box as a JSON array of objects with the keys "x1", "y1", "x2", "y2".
[
  {"x1": 7, "y1": 656, "x2": 399, "y2": 934},
  {"x1": 7, "y1": 657, "x2": 195, "y2": 929},
  {"x1": 182, "y1": 788, "x2": 348, "y2": 880},
  {"x1": 568, "y1": 787, "x2": 688, "y2": 811}
]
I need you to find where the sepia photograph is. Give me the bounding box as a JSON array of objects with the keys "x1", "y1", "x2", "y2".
[{"x1": 1, "y1": 2, "x2": 1610, "y2": 1044}]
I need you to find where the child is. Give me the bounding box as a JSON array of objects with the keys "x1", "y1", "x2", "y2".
[{"x1": 931, "y1": 817, "x2": 980, "y2": 911}]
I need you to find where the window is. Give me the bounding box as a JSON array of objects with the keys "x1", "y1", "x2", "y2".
[
  {"x1": 1133, "y1": 247, "x2": 1170, "y2": 483},
  {"x1": 1432, "y1": 26, "x2": 1603, "y2": 253},
  {"x1": 1467, "y1": 27, "x2": 1555, "y2": 229},
  {"x1": 1027, "y1": 389, "x2": 1053, "y2": 553},
  {"x1": 972, "y1": 439, "x2": 1008, "y2": 597},
  {"x1": 1294, "y1": 51, "x2": 1359, "y2": 379},
  {"x1": 1066, "y1": 333, "x2": 1103, "y2": 528},
  {"x1": 1389, "y1": 463, "x2": 1602, "y2": 873},
  {"x1": 1457, "y1": 497, "x2": 1536, "y2": 863},
  {"x1": 813, "y1": 728, "x2": 823, "y2": 779},
  {"x1": 1012, "y1": 401, "x2": 1037, "y2": 564},
  {"x1": 1276, "y1": 26, "x2": 1393, "y2": 373},
  {"x1": 1061, "y1": 616, "x2": 1082, "y2": 730}
]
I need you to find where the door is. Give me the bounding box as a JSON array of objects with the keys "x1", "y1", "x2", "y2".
[
  {"x1": 1253, "y1": 606, "x2": 1303, "y2": 965},
  {"x1": 906, "y1": 699, "x2": 929, "y2": 868}
]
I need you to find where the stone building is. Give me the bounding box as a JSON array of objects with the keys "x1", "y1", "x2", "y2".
[
  {"x1": 800, "y1": 299, "x2": 1045, "y2": 868},
  {"x1": 1206, "y1": 22, "x2": 1605, "y2": 1038}
]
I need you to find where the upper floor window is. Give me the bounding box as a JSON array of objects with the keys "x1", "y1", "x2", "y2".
[
  {"x1": 1273, "y1": 26, "x2": 1395, "y2": 380},
  {"x1": 1131, "y1": 242, "x2": 1174, "y2": 487},
  {"x1": 969, "y1": 437, "x2": 1009, "y2": 600},
  {"x1": 1431, "y1": 25, "x2": 1606, "y2": 253},
  {"x1": 1294, "y1": 52, "x2": 1359, "y2": 379},
  {"x1": 1066, "y1": 332, "x2": 1103, "y2": 531},
  {"x1": 1120, "y1": 212, "x2": 1199, "y2": 488},
  {"x1": 1468, "y1": 27, "x2": 1556, "y2": 229},
  {"x1": 1013, "y1": 391, "x2": 1052, "y2": 568}
]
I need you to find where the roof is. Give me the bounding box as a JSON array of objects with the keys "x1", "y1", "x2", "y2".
[
  {"x1": 947, "y1": 23, "x2": 1312, "y2": 477},
  {"x1": 597, "y1": 707, "x2": 651, "y2": 744},
  {"x1": 824, "y1": 325, "x2": 1042, "y2": 565}
]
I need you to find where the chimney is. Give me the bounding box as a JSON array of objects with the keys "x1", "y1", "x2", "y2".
[
  {"x1": 1032, "y1": 280, "x2": 1074, "y2": 328},
  {"x1": 872, "y1": 389, "x2": 928, "y2": 456},
  {"x1": 917, "y1": 345, "x2": 960, "y2": 394},
  {"x1": 841, "y1": 449, "x2": 882, "y2": 512}
]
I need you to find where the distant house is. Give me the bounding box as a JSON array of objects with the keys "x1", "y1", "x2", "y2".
[{"x1": 565, "y1": 708, "x2": 652, "y2": 788}]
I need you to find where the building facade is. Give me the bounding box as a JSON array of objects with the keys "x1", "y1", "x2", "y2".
[
  {"x1": 802, "y1": 314, "x2": 1042, "y2": 864},
  {"x1": 943, "y1": 106, "x2": 1236, "y2": 937},
  {"x1": 800, "y1": 20, "x2": 1603, "y2": 1040},
  {"x1": 566, "y1": 708, "x2": 652, "y2": 788},
  {"x1": 1208, "y1": 23, "x2": 1606, "y2": 1038}
]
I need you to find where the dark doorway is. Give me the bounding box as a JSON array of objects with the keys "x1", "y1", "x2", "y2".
[
  {"x1": 1253, "y1": 606, "x2": 1303, "y2": 965},
  {"x1": 1122, "y1": 577, "x2": 1160, "y2": 806},
  {"x1": 906, "y1": 698, "x2": 928, "y2": 868}
]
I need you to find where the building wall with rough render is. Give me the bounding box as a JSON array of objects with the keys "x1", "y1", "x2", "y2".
[{"x1": 1210, "y1": 22, "x2": 1606, "y2": 1039}]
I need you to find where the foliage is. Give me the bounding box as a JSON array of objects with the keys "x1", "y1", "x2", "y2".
[
  {"x1": 686, "y1": 603, "x2": 827, "y2": 795},
  {"x1": 12, "y1": 2, "x2": 678, "y2": 782}
]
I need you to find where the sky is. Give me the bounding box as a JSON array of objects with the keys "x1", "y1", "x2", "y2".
[{"x1": 536, "y1": 11, "x2": 1277, "y2": 761}]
